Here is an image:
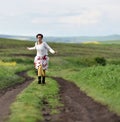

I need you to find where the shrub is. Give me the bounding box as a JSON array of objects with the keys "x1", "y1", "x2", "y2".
[{"x1": 95, "y1": 57, "x2": 106, "y2": 66}]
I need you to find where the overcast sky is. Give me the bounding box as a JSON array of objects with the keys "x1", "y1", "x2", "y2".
[{"x1": 0, "y1": 0, "x2": 120, "y2": 36}]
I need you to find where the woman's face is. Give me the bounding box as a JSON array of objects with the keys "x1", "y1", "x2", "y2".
[{"x1": 37, "y1": 36, "x2": 42, "y2": 41}]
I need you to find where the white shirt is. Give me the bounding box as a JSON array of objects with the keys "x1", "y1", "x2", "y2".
[{"x1": 28, "y1": 42, "x2": 55, "y2": 56}]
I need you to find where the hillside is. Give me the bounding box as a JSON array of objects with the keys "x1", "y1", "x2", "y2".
[
  {"x1": 0, "y1": 38, "x2": 120, "y2": 122},
  {"x1": 0, "y1": 34, "x2": 120, "y2": 43}
]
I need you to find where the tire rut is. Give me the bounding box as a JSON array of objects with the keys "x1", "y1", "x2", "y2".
[
  {"x1": 0, "y1": 71, "x2": 33, "y2": 122},
  {"x1": 51, "y1": 77, "x2": 120, "y2": 122}
]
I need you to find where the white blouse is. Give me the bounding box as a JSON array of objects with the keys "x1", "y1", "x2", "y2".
[{"x1": 28, "y1": 42, "x2": 55, "y2": 56}]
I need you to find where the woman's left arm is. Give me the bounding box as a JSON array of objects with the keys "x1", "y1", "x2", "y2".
[{"x1": 44, "y1": 42, "x2": 56, "y2": 54}]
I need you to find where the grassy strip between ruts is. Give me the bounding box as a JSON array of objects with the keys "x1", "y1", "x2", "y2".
[{"x1": 9, "y1": 70, "x2": 62, "y2": 122}]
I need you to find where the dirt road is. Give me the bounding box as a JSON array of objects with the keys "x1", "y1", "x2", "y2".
[
  {"x1": 0, "y1": 74, "x2": 120, "y2": 122},
  {"x1": 51, "y1": 77, "x2": 120, "y2": 122},
  {"x1": 0, "y1": 71, "x2": 33, "y2": 122}
]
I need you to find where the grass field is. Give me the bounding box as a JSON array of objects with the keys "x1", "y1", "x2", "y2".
[{"x1": 0, "y1": 38, "x2": 120, "y2": 121}]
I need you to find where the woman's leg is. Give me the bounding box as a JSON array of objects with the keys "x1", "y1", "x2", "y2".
[
  {"x1": 42, "y1": 70, "x2": 46, "y2": 84},
  {"x1": 38, "y1": 65, "x2": 42, "y2": 84},
  {"x1": 42, "y1": 70, "x2": 45, "y2": 76}
]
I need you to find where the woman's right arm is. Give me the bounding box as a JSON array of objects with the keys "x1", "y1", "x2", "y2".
[
  {"x1": 27, "y1": 46, "x2": 35, "y2": 50},
  {"x1": 27, "y1": 42, "x2": 37, "y2": 50}
]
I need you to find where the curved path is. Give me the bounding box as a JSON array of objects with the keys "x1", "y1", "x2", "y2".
[
  {"x1": 0, "y1": 75, "x2": 120, "y2": 122},
  {"x1": 0, "y1": 71, "x2": 33, "y2": 122},
  {"x1": 51, "y1": 77, "x2": 120, "y2": 122}
]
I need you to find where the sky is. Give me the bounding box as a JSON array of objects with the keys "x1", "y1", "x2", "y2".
[{"x1": 0, "y1": 0, "x2": 120, "y2": 37}]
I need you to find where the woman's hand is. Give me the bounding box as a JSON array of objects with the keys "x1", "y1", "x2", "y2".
[
  {"x1": 27, "y1": 47, "x2": 30, "y2": 50},
  {"x1": 54, "y1": 51, "x2": 58, "y2": 54}
]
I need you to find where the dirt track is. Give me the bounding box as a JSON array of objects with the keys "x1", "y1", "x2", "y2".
[
  {"x1": 0, "y1": 74, "x2": 120, "y2": 122},
  {"x1": 0, "y1": 71, "x2": 33, "y2": 122},
  {"x1": 51, "y1": 77, "x2": 120, "y2": 122}
]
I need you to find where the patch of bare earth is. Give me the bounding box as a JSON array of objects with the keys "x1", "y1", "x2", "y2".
[
  {"x1": 47, "y1": 77, "x2": 120, "y2": 122},
  {"x1": 0, "y1": 71, "x2": 33, "y2": 122}
]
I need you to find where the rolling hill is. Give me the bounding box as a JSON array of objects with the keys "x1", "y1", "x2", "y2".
[{"x1": 0, "y1": 34, "x2": 120, "y2": 43}]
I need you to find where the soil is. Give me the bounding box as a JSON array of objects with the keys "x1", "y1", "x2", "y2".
[
  {"x1": 0, "y1": 71, "x2": 33, "y2": 122},
  {"x1": 50, "y1": 77, "x2": 120, "y2": 122},
  {"x1": 0, "y1": 74, "x2": 120, "y2": 122}
]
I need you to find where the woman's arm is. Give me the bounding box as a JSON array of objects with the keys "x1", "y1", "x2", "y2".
[
  {"x1": 44, "y1": 42, "x2": 56, "y2": 54},
  {"x1": 27, "y1": 46, "x2": 35, "y2": 50},
  {"x1": 27, "y1": 42, "x2": 36, "y2": 50}
]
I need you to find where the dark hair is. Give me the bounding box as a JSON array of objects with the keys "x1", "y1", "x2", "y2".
[{"x1": 36, "y1": 34, "x2": 43, "y2": 39}]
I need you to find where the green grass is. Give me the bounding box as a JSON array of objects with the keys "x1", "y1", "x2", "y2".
[
  {"x1": 101, "y1": 40, "x2": 120, "y2": 44},
  {"x1": 0, "y1": 66, "x2": 22, "y2": 89},
  {"x1": 0, "y1": 64, "x2": 32, "y2": 90},
  {"x1": 0, "y1": 38, "x2": 120, "y2": 121},
  {"x1": 0, "y1": 38, "x2": 34, "y2": 89}
]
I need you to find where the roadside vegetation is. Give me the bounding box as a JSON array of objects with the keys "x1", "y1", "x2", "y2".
[{"x1": 0, "y1": 38, "x2": 120, "y2": 121}]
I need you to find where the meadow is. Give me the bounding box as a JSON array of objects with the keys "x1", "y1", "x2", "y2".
[{"x1": 0, "y1": 38, "x2": 120, "y2": 121}]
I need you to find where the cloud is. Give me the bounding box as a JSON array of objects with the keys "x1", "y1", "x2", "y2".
[
  {"x1": 31, "y1": 9, "x2": 101, "y2": 27},
  {"x1": 0, "y1": 0, "x2": 120, "y2": 36},
  {"x1": 31, "y1": 17, "x2": 51, "y2": 24},
  {"x1": 58, "y1": 10, "x2": 101, "y2": 26}
]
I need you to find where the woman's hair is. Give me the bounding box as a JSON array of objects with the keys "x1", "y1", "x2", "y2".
[{"x1": 36, "y1": 34, "x2": 43, "y2": 39}]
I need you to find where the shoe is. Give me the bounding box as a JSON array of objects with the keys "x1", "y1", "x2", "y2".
[
  {"x1": 38, "y1": 76, "x2": 41, "y2": 84},
  {"x1": 42, "y1": 76, "x2": 46, "y2": 84}
]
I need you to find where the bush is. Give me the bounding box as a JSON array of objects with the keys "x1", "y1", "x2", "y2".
[{"x1": 95, "y1": 57, "x2": 106, "y2": 66}]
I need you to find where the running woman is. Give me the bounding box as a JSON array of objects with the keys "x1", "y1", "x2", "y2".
[{"x1": 27, "y1": 33, "x2": 56, "y2": 84}]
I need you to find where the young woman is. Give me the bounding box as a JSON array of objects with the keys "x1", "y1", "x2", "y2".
[{"x1": 27, "y1": 34, "x2": 56, "y2": 84}]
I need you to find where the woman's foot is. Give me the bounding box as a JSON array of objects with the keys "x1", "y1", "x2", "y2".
[
  {"x1": 38, "y1": 76, "x2": 41, "y2": 84},
  {"x1": 42, "y1": 76, "x2": 46, "y2": 84}
]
